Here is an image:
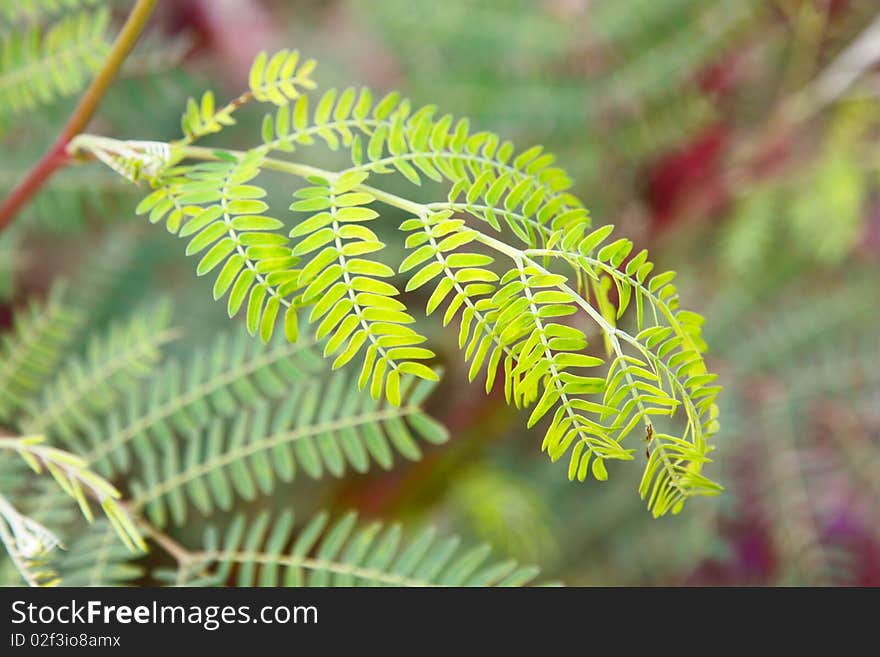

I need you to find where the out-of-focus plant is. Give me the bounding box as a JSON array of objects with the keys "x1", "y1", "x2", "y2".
[{"x1": 2, "y1": 0, "x2": 879, "y2": 587}]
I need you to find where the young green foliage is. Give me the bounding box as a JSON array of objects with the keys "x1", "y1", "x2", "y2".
[
  {"x1": 179, "y1": 49, "x2": 317, "y2": 144},
  {"x1": 0, "y1": 435, "x2": 145, "y2": 553},
  {"x1": 74, "y1": 48, "x2": 723, "y2": 517}
]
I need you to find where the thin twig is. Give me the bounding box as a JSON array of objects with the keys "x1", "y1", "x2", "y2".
[{"x1": 136, "y1": 518, "x2": 193, "y2": 564}]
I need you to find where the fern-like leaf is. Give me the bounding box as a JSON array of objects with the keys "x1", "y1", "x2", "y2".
[
  {"x1": 154, "y1": 509, "x2": 541, "y2": 587},
  {"x1": 177, "y1": 49, "x2": 317, "y2": 144},
  {"x1": 0, "y1": 8, "x2": 110, "y2": 119},
  {"x1": 134, "y1": 151, "x2": 301, "y2": 341},
  {"x1": 288, "y1": 171, "x2": 439, "y2": 404},
  {"x1": 179, "y1": 90, "x2": 237, "y2": 143},
  {"x1": 259, "y1": 85, "x2": 584, "y2": 247},
  {"x1": 52, "y1": 521, "x2": 144, "y2": 586},
  {"x1": 0, "y1": 282, "x2": 85, "y2": 424},
  {"x1": 130, "y1": 374, "x2": 447, "y2": 528},
  {"x1": 20, "y1": 301, "x2": 177, "y2": 443},
  {"x1": 248, "y1": 49, "x2": 317, "y2": 106},
  {"x1": 137, "y1": 157, "x2": 439, "y2": 405},
  {"x1": 83, "y1": 330, "x2": 322, "y2": 477}
]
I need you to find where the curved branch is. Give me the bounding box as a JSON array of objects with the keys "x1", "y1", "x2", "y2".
[{"x1": 0, "y1": 0, "x2": 158, "y2": 232}]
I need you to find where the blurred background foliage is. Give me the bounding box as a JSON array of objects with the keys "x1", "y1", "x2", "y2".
[{"x1": 2, "y1": 0, "x2": 879, "y2": 585}]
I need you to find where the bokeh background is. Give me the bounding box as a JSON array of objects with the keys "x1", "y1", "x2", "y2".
[{"x1": 2, "y1": 0, "x2": 880, "y2": 585}]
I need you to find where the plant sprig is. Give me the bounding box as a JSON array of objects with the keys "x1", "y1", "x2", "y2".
[
  {"x1": 0, "y1": 435, "x2": 145, "y2": 551},
  {"x1": 70, "y1": 49, "x2": 723, "y2": 517}
]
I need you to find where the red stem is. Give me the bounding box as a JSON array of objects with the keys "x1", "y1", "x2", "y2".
[
  {"x1": 0, "y1": 0, "x2": 158, "y2": 233},
  {"x1": 0, "y1": 142, "x2": 71, "y2": 231}
]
